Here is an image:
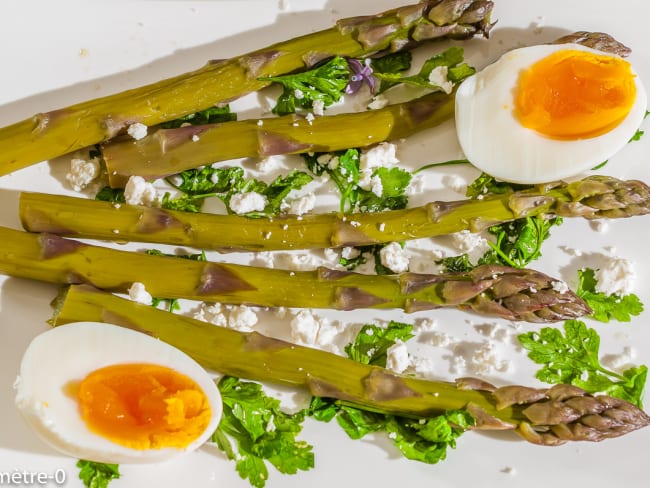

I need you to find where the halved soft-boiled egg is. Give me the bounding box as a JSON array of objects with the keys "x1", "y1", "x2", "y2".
[
  {"x1": 14, "y1": 322, "x2": 222, "y2": 464},
  {"x1": 455, "y1": 43, "x2": 647, "y2": 184}
]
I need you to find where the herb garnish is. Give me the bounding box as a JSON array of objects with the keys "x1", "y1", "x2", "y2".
[
  {"x1": 518, "y1": 320, "x2": 647, "y2": 408},
  {"x1": 212, "y1": 376, "x2": 314, "y2": 488},
  {"x1": 77, "y1": 460, "x2": 120, "y2": 488},
  {"x1": 576, "y1": 268, "x2": 644, "y2": 323}
]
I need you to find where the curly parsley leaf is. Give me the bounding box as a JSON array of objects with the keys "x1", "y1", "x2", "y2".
[
  {"x1": 259, "y1": 56, "x2": 350, "y2": 115},
  {"x1": 518, "y1": 320, "x2": 647, "y2": 408},
  {"x1": 166, "y1": 167, "x2": 312, "y2": 216},
  {"x1": 465, "y1": 172, "x2": 528, "y2": 199},
  {"x1": 338, "y1": 243, "x2": 396, "y2": 275},
  {"x1": 576, "y1": 268, "x2": 644, "y2": 323},
  {"x1": 213, "y1": 376, "x2": 314, "y2": 488},
  {"x1": 373, "y1": 47, "x2": 474, "y2": 92},
  {"x1": 159, "y1": 105, "x2": 236, "y2": 129},
  {"x1": 345, "y1": 321, "x2": 414, "y2": 367},
  {"x1": 302, "y1": 149, "x2": 411, "y2": 213},
  {"x1": 435, "y1": 253, "x2": 474, "y2": 273},
  {"x1": 95, "y1": 186, "x2": 126, "y2": 203},
  {"x1": 77, "y1": 460, "x2": 120, "y2": 488}
]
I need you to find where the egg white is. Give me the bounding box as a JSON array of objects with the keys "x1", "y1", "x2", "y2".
[
  {"x1": 455, "y1": 43, "x2": 648, "y2": 184},
  {"x1": 14, "y1": 322, "x2": 222, "y2": 464}
]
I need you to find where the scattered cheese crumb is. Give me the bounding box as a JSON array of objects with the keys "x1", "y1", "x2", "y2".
[
  {"x1": 128, "y1": 282, "x2": 152, "y2": 305},
  {"x1": 594, "y1": 257, "x2": 636, "y2": 296},
  {"x1": 428, "y1": 65, "x2": 453, "y2": 94},
  {"x1": 229, "y1": 191, "x2": 267, "y2": 214},
  {"x1": 451, "y1": 230, "x2": 488, "y2": 254},
  {"x1": 312, "y1": 99, "x2": 325, "y2": 116},
  {"x1": 127, "y1": 122, "x2": 148, "y2": 140},
  {"x1": 441, "y1": 174, "x2": 467, "y2": 194},
  {"x1": 289, "y1": 193, "x2": 316, "y2": 216},
  {"x1": 66, "y1": 157, "x2": 101, "y2": 191},
  {"x1": 124, "y1": 175, "x2": 158, "y2": 206},
  {"x1": 551, "y1": 280, "x2": 570, "y2": 294},
  {"x1": 379, "y1": 242, "x2": 409, "y2": 273},
  {"x1": 191, "y1": 134, "x2": 200, "y2": 142},
  {"x1": 386, "y1": 340, "x2": 410, "y2": 373},
  {"x1": 227, "y1": 305, "x2": 258, "y2": 332},
  {"x1": 591, "y1": 219, "x2": 609, "y2": 233},
  {"x1": 193, "y1": 303, "x2": 228, "y2": 327}
]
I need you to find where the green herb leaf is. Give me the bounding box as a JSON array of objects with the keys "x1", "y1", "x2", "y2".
[
  {"x1": 260, "y1": 56, "x2": 350, "y2": 115},
  {"x1": 160, "y1": 105, "x2": 236, "y2": 129},
  {"x1": 465, "y1": 172, "x2": 527, "y2": 199},
  {"x1": 373, "y1": 47, "x2": 474, "y2": 92},
  {"x1": 95, "y1": 186, "x2": 126, "y2": 204},
  {"x1": 576, "y1": 268, "x2": 644, "y2": 322},
  {"x1": 213, "y1": 377, "x2": 314, "y2": 488},
  {"x1": 77, "y1": 460, "x2": 120, "y2": 488},
  {"x1": 518, "y1": 320, "x2": 647, "y2": 408},
  {"x1": 344, "y1": 321, "x2": 414, "y2": 367},
  {"x1": 436, "y1": 253, "x2": 474, "y2": 273}
]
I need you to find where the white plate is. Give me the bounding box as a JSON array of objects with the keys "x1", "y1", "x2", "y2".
[{"x1": 1, "y1": 1, "x2": 649, "y2": 487}]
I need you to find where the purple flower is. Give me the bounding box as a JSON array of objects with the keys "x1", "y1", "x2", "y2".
[{"x1": 345, "y1": 58, "x2": 376, "y2": 95}]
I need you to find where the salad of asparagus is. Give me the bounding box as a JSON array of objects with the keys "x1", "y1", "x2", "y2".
[{"x1": 0, "y1": 1, "x2": 649, "y2": 488}]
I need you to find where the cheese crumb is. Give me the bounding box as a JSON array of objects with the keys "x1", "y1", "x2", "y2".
[
  {"x1": 127, "y1": 122, "x2": 148, "y2": 140},
  {"x1": 124, "y1": 175, "x2": 158, "y2": 206},
  {"x1": 193, "y1": 303, "x2": 228, "y2": 327},
  {"x1": 227, "y1": 305, "x2": 258, "y2": 332},
  {"x1": 594, "y1": 257, "x2": 636, "y2": 296},
  {"x1": 128, "y1": 282, "x2": 152, "y2": 305},
  {"x1": 289, "y1": 193, "x2": 316, "y2": 216},
  {"x1": 66, "y1": 157, "x2": 101, "y2": 191},
  {"x1": 386, "y1": 340, "x2": 410, "y2": 374},
  {"x1": 441, "y1": 174, "x2": 467, "y2": 194},
  {"x1": 379, "y1": 242, "x2": 409, "y2": 273},
  {"x1": 230, "y1": 191, "x2": 268, "y2": 214},
  {"x1": 428, "y1": 65, "x2": 453, "y2": 94},
  {"x1": 451, "y1": 230, "x2": 488, "y2": 254},
  {"x1": 312, "y1": 99, "x2": 325, "y2": 116}
]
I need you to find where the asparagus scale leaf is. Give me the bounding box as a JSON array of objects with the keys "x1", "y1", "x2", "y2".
[
  {"x1": 50, "y1": 285, "x2": 650, "y2": 445},
  {"x1": 0, "y1": 226, "x2": 589, "y2": 322},
  {"x1": 20, "y1": 176, "x2": 650, "y2": 252},
  {"x1": 0, "y1": 0, "x2": 494, "y2": 176}
]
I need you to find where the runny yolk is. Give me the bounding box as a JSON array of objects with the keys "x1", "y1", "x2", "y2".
[
  {"x1": 77, "y1": 363, "x2": 211, "y2": 450},
  {"x1": 514, "y1": 49, "x2": 636, "y2": 139}
]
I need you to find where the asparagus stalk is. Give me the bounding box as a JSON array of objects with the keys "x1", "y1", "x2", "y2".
[
  {"x1": 0, "y1": 0, "x2": 493, "y2": 177},
  {"x1": 0, "y1": 225, "x2": 589, "y2": 322},
  {"x1": 50, "y1": 284, "x2": 650, "y2": 445},
  {"x1": 20, "y1": 176, "x2": 650, "y2": 252},
  {"x1": 102, "y1": 92, "x2": 454, "y2": 187}
]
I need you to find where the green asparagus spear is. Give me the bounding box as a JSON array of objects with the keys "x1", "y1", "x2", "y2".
[
  {"x1": 101, "y1": 92, "x2": 454, "y2": 187},
  {"x1": 0, "y1": 225, "x2": 589, "y2": 322},
  {"x1": 50, "y1": 284, "x2": 650, "y2": 445},
  {"x1": 19, "y1": 176, "x2": 650, "y2": 252},
  {"x1": 0, "y1": 0, "x2": 493, "y2": 177}
]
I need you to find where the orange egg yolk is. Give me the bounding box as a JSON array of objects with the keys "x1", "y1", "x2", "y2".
[
  {"x1": 514, "y1": 49, "x2": 636, "y2": 139},
  {"x1": 77, "y1": 363, "x2": 211, "y2": 450}
]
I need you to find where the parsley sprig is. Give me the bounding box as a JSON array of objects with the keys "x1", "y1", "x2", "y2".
[
  {"x1": 518, "y1": 320, "x2": 647, "y2": 408},
  {"x1": 212, "y1": 376, "x2": 314, "y2": 488},
  {"x1": 77, "y1": 460, "x2": 120, "y2": 488}
]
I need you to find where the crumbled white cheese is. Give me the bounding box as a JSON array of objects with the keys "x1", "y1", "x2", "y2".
[
  {"x1": 591, "y1": 219, "x2": 609, "y2": 233},
  {"x1": 127, "y1": 122, "x2": 148, "y2": 140},
  {"x1": 128, "y1": 282, "x2": 152, "y2": 305},
  {"x1": 594, "y1": 257, "x2": 636, "y2": 296},
  {"x1": 227, "y1": 305, "x2": 259, "y2": 332},
  {"x1": 322, "y1": 248, "x2": 339, "y2": 263},
  {"x1": 191, "y1": 134, "x2": 200, "y2": 142},
  {"x1": 256, "y1": 155, "x2": 285, "y2": 172},
  {"x1": 193, "y1": 303, "x2": 228, "y2": 327},
  {"x1": 425, "y1": 331, "x2": 454, "y2": 348},
  {"x1": 441, "y1": 174, "x2": 467, "y2": 194},
  {"x1": 474, "y1": 323, "x2": 511, "y2": 343},
  {"x1": 66, "y1": 157, "x2": 101, "y2": 191},
  {"x1": 290, "y1": 310, "x2": 339, "y2": 352},
  {"x1": 561, "y1": 246, "x2": 583, "y2": 257},
  {"x1": 229, "y1": 191, "x2": 268, "y2": 214},
  {"x1": 274, "y1": 252, "x2": 319, "y2": 271},
  {"x1": 410, "y1": 356, "x2": 436, "y2": 379},
  {"x1": 289, "y1": 193, "x2": 316, "y2": 216},
  {"x1": 451, "y1": 230, "x2": 488, "y2": 254},
  {"x1": 360, "y1": 142, "x2": 399, "y2": 172},
  {"x1": 379, "y1": 242, "x2": 409, "y2": 273},
  {"x1": 603, "y1": 346, "x2": 636, "y2": 371},
  {"x1": 312, "y1": 99, "x2": 325, "y2": 116},
  {"x1": 468, "y1": 342, "x2": 511, "y2": 375},
  {"x1": 294, "y1": 88, "x2": 304, "y2": 99},
  {"x1": 414, "y1": 317, "x2": 437, "y2": 331},
  {"x1": 124, "y1": 175, "x2": 158, "y2": 206},
  {"x1": 428, "y1": 65, "x2": 453, "y2": 94},
  {"x1": 406, "y1": 173, "x2": 425, "y2": 196},
  {"x1": 341, "y1": 247, "x2": 361, "y2": 260},
  {"x1": 449, "y1": 355, "x2": 467, "y2": 374},
  {"x1": 305, "y1": 112, "x2": 315, "y2": 124},
  {"x1": 367, "y1": 94, "x2": 389, "y2": 110},
  {"x1": 551, "y1": 280, "x2": 570, "y2": 294},
  {"x1": 369, "y1": 175, "x2": 384, "y2": 197},
  {"x1": 386, "y1": 340, "x2": 410, "y2": 374}
]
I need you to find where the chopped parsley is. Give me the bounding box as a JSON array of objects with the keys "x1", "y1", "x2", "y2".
[
  {"x1": 576, "y1": 268, "x2": 644, "y2": 323},
  {"x1": 518, "y1": 320, "x2": 647, "y2": 408},
  {"x1": 344, "y1": 321, "x2": 414, "y2": 366},
  {"x1": 212, "y1": 376, "x2": 314, "y2": 488},
  {"x1": 77, "y1": 460, "x2": 120, "y2": 488}
]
